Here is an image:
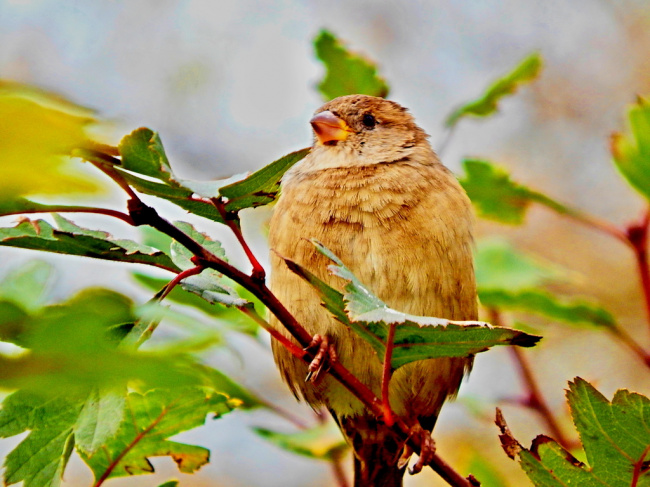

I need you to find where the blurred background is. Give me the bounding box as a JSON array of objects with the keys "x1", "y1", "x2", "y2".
[{"x1": 1, "y1": 0, "x2": 650, "y2": 485}]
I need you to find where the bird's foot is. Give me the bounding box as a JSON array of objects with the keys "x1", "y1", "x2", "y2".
[
  {"x1": 304, "y1": 334, "x2": 337, "y2": 384},
  {"x1": 407, "y1": 424, "x2": 436, "y2": 475}
]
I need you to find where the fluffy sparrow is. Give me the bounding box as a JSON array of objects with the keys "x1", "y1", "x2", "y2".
[{"x1": 269, "y1": 95, "x2": 477, "y2": 486}]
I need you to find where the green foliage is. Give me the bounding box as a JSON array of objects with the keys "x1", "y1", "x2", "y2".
[
  {"x1": 119, "y1": 127, "x2": 173, "y2": 182},
  {"x1": 254, "y1": 421, "x2": 348, "y2": 461},
  {"x1": 475, "y1": 239, "x2": 565, "y2": 291},
  {"x1": 220, "y1": 147, "x2": 310, "y2": 212},
  {"x1": 283, "y1": 240, "x2": 540, "y2": 369},
  {"x1": 314, "y1": 30, "x2": 390, "y2": 100},
  {"x1": 446, "y1": 52, "x2": 542, "y2": 127},
  {"x1": 611, "y1": 96, "x2": 650, "y2": 202},
  {"x1": 80, "y1": 387, "x2": 235, "y2": 483},
  {"x1": 0, "y1": 214, "x2": 179, "y2": 272},
  {"x1": 476, "y1": 239, "x2": 617, "y2": 329},
  {"x1": 0, "y1": 391, "x2": 79, "y2": 487},
  {"x1": 499, "y1": 378, "x2": 650, "y2": 486},
  {"x1": 0, "y1": 32, "x2": 647, "y2": 487},
  {"x1": 459, "y1": 159, "x2": 571, "y2": 225},
  {"x1": 132, "y1": 272, "x2": 259, "y2": 335},
  {"x1": 479, "y1": 289, "x2": 616, "y2": 329}
]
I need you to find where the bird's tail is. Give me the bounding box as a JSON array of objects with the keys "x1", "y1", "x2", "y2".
[{"x1": 336, "y1": 413, "x2": 408, "y2": 487}]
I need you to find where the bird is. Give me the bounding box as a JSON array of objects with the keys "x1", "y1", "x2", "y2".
[{"x1": 268, "y1": 94, "x2": 477, "y2": 487}]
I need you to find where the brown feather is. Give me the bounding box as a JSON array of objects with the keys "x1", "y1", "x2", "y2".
[{"x1": 269, "y1": 95, "x2": 477, "y2": 485}]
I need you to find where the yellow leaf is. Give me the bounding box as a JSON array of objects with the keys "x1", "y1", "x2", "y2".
[{"x1": 0, "y1": 83, "x2": 103, "y2": 199}]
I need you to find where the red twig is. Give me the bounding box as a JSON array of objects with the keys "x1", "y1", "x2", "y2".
[
  {"x1": 489, "y1": 309, "x2": 572, "y2": 449},
  {"x1": 94, "y1": 402, "x2": 171, "y2": 487},
  {"x1": 626, "y1": 207, "x2": 650, "y2": 334},
  {"x1": 380, "y1": 323, "x2": 397, "y2": 427},
  {"x1": 631, "y1": 443, "x2": 650, "y2": 487},
  {"x1": 609, "y1": 326, "x2": 650, "y2": 368},
  {"x1": 236, "y1": 303, "x2": 307, "y2": 362},
  {"x1": 1, "y1": 206, "x2": 134, "y2": 225},
  {"x1": 211, "y1": 197, "x2": 266, "y2": 281},
  {"x1": 158, "y1": 265, "x2": 205, "y2": 301}
]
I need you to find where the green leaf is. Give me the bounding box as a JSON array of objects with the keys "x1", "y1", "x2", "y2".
[
  {"x1": 219, "y1": 148, "x2": 311, "y2": 212},
  {"x1": 314, "y1": 30, "x2": 390, "y2": 100},
  {"x1": 459, "y1": 159, "x2": 571, "y2": 225},
  {"x1": 74, "y1": 387, "x2": 127, "y2": 455},
  {"x1": 0, "y1": 391, "x2": 81, "y2": 487},
  {"x1": 158, "y1": 482, "x2": 179, "y2": 487},
  {"x1": 80, "y1": 387, "x2": 236, "y2": 482},
  {"x1": 169, "y1": 221, "x2": 246, "y2": 306},
  {"x1": 115, "y1": 168, "x2": 225, "y2": 223},
  {"x1": 118, "y1": 127, "x2": 173, "y2": 182},
  {"x1": 0, "y1": 300, "x2": 30, "y2": 346},
  {"x1": 475, "y1": 239, "x2": 566, "y2": 292},
  {"x1": 132, "y1": 273, "x2": 259, "y2": 335},
  {"x1": 0, "y1": 216, "x2": 180, "y2": 272},
  {"x1": 254, "y1": 421, "x2": 347, "y2": 461},
  {"x1": 611, "y1": 96, "x2": 650, "y2": 202},
  {"x1": 170, "y1": 221, "x2": 226, "y2": 269},
  {"x1": 283, "y1": 240, "x2": 540, "y2": 369},
  {"x1": 479, "y1": 289, "x2": 616, "y2": 329},
  {"x1": 446, "y1": 52, "x2": 542, "y2": 127},
  {"x1": 500, "y1": 378, "x2": 650, "y2": 486},
  {"x1": 118, "y1": 128, "x2": 246, "y2": 198},
  {"x1": 519, "y1": 439, "x2": 603, "y2": 487},
  {"x1": 140, "y1": 226, "x2": 173, "y2": 256},
  {"x1": 568, "y1": 378, "x2": 650, "y2": 486},
  {"x1": 0, "y1": 260, "x2": 53, "y2": 312},
  {"x1": 0, "y1": 288, "x2": 224, "y2": 392}
]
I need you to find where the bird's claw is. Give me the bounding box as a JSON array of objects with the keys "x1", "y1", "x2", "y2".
[
  {"x1": 304, "y1": 334, "x2": 337, "y2": 384},
  {"x1": 407, "y1": 424, "x2": 436, "y2": 475}
]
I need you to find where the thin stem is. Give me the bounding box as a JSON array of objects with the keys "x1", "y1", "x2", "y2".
[
  {"x1": 627, "y1": 207, "x2": 650, "y2": 332},
  {"x1": 94, "y1": 401, "x2": 171, "y2": 487},
  {"x1": 489, "y1": 309, "x2": 572, "y2": 449},
  {"x1": 158, "y1": 265, "x2": 204, "y2": 301},
  {"x1": 435, "y1": 124, "x2": 458, "y2": 158},
  {"x1": 560, "y1": 206, "x2": 630, "y2": 246},
  {"x1": 380, "y1": 323, "x2": 397, "y2": 427},
  {"x1": 609, "y1": 325, "x2": 650, "y2": 368},
  {"x1": 631, "y1": 443, "x2": 650, "y2": 487},
  {"x1": 237, "y1": 304, "x2": 308, "y2": 362},
  {"x1": 1, "y1": 206, "x2": 134, "y2": 225},
  {"x1": 79, "y1": 149, "x2": 140, "y2": 200},
  {"x1": 211, "y1": 197, "x2": 266, "y2": 281}
]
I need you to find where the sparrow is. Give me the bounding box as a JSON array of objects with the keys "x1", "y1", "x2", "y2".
[{"x1": 269, "y1": 95, "x2": 477, "y2": 486}]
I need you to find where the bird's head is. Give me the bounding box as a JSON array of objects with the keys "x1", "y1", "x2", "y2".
[{"x1": 307, "y1": 95, "x2": 430, "y2": 168}]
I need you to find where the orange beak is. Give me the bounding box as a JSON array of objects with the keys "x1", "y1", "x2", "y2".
[{"x1": 310, "y1": 111, "x2": 353, "y2": 145}]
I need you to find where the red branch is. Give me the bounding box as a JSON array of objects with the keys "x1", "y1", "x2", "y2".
[
  {"x1": 626, "y1": 208, "x2": 650, "y2": 334},
  {"x1": 381, "y1": 323, "x2": 397, "y2": 427},
  {"x1": 211, "y1": 197, "x2": 266, "y2": 281},
  {"x1": 158, "y1": 265, "x2": 204, "y2": 301},
  {"x1": 1, "y1": 206, "x2": 134, "y2": 225}
]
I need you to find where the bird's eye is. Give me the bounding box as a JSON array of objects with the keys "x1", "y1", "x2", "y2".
[{"x1": 362, "y1": 113, "x2": 377, "y2": 128}]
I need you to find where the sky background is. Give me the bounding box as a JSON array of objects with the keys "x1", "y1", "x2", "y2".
[{"x1": 1, "y1": 1, "x2": 650, "y2": 486}]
